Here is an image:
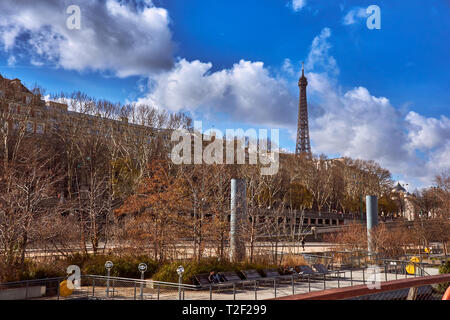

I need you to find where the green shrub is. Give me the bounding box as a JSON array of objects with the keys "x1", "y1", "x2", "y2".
[
  {"x1": 152, "y1": 258, "x2": 277, "y2": 284},
  {"x1": 19, "y1": 260, "x2": 65, "y2": 281},
  {"x1": 72, "y1": 254, "x2": 159, "y2": 279}
]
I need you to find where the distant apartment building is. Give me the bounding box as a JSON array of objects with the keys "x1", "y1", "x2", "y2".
[
  {"x1": 0, "y1": 74, "x2": 173, "y2": 205},
  {"x1": 0, "y1": 74, "x2": 171, "y2": 142}
]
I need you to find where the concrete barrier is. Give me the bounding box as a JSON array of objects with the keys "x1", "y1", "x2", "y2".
[{"x1": 0, "y1": 286, "x2": 46, "y2": 300}]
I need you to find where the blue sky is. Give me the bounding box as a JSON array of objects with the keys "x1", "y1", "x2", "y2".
[{"x1": 0, "y1": 0, "x2": 449, "y2": 189}]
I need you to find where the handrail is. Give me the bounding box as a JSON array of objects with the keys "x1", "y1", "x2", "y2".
[
  {"x1": 81, "y1": 275, "x2": 199, "y2": 288},
  {"x1": 0, "y1": 277, "x2": 65, "y2": 286},
  {"x1": 270, "y1": 273, "x2": 450, "y2": 300},
  {"x1": 0, "y1": 275, "x2": 199, "y2": 290}
]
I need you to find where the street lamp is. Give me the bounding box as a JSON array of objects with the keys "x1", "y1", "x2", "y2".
[
  {"x1": 177, "y1": 265, "x2": 184, "y2": 300},
  {"x1": 105, "y1": 261, "x2": 113, "y2": 298},
  {"x1": 138, "y1": 263, "x2": 147, "y2": 300}
]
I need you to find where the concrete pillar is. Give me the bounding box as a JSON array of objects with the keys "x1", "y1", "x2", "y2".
[
  {"x1": 230, "y1": 179, "x2": 247, "y2": 262},
  {"x1": 366, "y1": 195, "x2": 378, "y2": 255}
]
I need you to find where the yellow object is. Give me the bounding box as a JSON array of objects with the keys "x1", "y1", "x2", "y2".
[
  {"x1": 59, "y1": 280, "x2": 73, "y2": 297},
  {"x1": 405, "y1": 263, "x2": 415, "y2": 274},
  {"x1": 405, "y1": 256, "x2": 420, "y2": 275},
  {"x1": 424, "y1": 247, "x2": 430, "y2": 254}
]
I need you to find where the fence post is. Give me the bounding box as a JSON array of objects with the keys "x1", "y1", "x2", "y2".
[
  {"x1": 274, "y1": 279, "x2": 277, "y2": 298},
  {"x1": 25, "y1": 281, "x2": 29, "y2": 300},
  {"x1": 395, "y1": 264, "x2": 398, "y2": 280},
  {"x1": 323, "y1": 274, "x2": 326, "y2": 290},
  {"x1": 92, "y1": 278, "x2": 95, "y2": 297},
  {"x1": 56, "y1": 280, "x2": 60, "y2": 300},
  {"x1": 362, "y1": 268, "x2": 365, "y2": 284},
  {"x1": 292, "y1": 275, "x2": 295, "y2": 295},
  {"x1": 134, "y1": 282, "x2": 137, "y2": 300},
  {"x1": 254, "y1": 281, "x2": 257, "y2": 300},
  {"x1": 157, "y1": 285, "x2": 160, "y2": 300},
  {"x1": 106, "y1": 270, "x2": 110, "y2": 298},
  {"x1": 308, "y1": 275, "x2": 311, "y2": 292},
  {"x1": 337, "y1": 272, "x2": 340, "y2": 288},
  {"x1": 350, "y1": 268, "x2": 353, "y2": 286},
  {"x1": 233, "y1": 283, "x2": 236, "y2": 300},
  {"x1": 112, "y1": 279, "x2": 115, "y2": 299},
  {"x1": 385, "y1": 265, "x2": 388, "y2": 282}
]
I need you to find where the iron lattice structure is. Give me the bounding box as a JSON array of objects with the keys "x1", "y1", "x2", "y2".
[{"x1": 295, "y1": 62, "x2": 311, "y2": 156}]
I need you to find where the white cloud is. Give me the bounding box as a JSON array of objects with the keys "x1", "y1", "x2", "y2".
[
  {"x1": 7, "y1": 55, "x2": 16, "y2": 66},
  {"x1": 137, "y1": 59, "x2": 297, "y2": 128},
  {"x1": 291, "y1": 0, "x2": 307, "y2": 12},
  {"x1": 0, "y1": 0, "x2": 174, "y2": 77},
  {"x1": 405, "y1": 111, "x2": 450, "y2": 150},
  {"x1": 342, "y1": 7, "x2": 368, "y2": 25},
  {"x1": 282, "y1": 58, "x2": 295, "y2": 76},
  {"x1": 305, "y1": 28, "x2": 450, "y2": 188},
  {"x1": 306, "y1": 28, "x2": 339, "y2": 76}
]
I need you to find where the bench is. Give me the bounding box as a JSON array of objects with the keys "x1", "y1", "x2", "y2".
[
  {"x1": 262, "y1": 268, "x2": 299, "y2": 282},
  {"x1": 313, "y1": 263, "x2": 346, "y2": 279},
  {"x1": 193, "y1": 273, "x2": 233, "y2": 289}
]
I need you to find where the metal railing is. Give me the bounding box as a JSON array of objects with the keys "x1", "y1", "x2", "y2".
[
  {"x1": 1, "y1": 251, "x2": 447, "y2": 301},
  {"x1": 1, "y1": 264, "x2": 445, "y2": 301},
  {"x1": 272, "y1": 273, "x2": 450, "y2": 300}
]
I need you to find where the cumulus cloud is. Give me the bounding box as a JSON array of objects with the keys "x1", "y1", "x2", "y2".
[
  {"x1": 305, "y1": 28, "x2": 450, "y2": 188},
  {"x1": 306, "y1": 28, "x2": 339, "y2": 76},
  {"x1": 342, "y1": 7, "x2": 368, "y2": 25},
  {"x1": 291, "y1": 0, "x2": 307, "y2": 12},
  {"x1": 0, "y1": 0, "x2": 174, "y2": 77},
  {"x1": 137, "y1": 59, "x2": 297, "y2": 127},
  {"x1": 405, "y1": 112, "x2": 450, "y2": 150},
  {"x1": 7, "y1": 55, "x2": 16, "y2": 66}
]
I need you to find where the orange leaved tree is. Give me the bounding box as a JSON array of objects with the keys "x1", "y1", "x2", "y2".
[{"x1": 116, "y1": 160, "x2": 190, "y2": 262}]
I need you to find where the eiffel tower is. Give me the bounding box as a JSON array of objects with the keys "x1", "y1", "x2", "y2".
[{"x1": 295, "y1": 62, "x2": 311, "y2": 156}]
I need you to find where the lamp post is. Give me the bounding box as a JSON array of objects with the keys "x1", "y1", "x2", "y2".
[
  {"x1": 138, "y1": 263, "x2": 147, "y2": 300},
  {"x1": 105, "y1": 261, "x2": 113, "y2": 298},
  {"x1": 177, "y1": 266, "x2": 184, "y2": 300}
]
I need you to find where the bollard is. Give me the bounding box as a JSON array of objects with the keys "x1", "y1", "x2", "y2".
[
  {"x1": 134, "y1": 282, "x2": 137, "y2": 300},
  {"x1": 157, "y1": 285, "x2": 160, "y2": 300},
  {"x1": 362, "y1": 268, "x2": 365, "y2": 284},
  {"x1": 233, "y1": 283, "x2": 236, "y2": 300},
  {"x1": 210, "y1": 285, "x2": 212, "y2": 300},
  {"x1": 254, "y1": 281, "x2": 257, "y2": 300},
  {"x1": 92, "y1": 278, "x2": 95, "y2": 297}
]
